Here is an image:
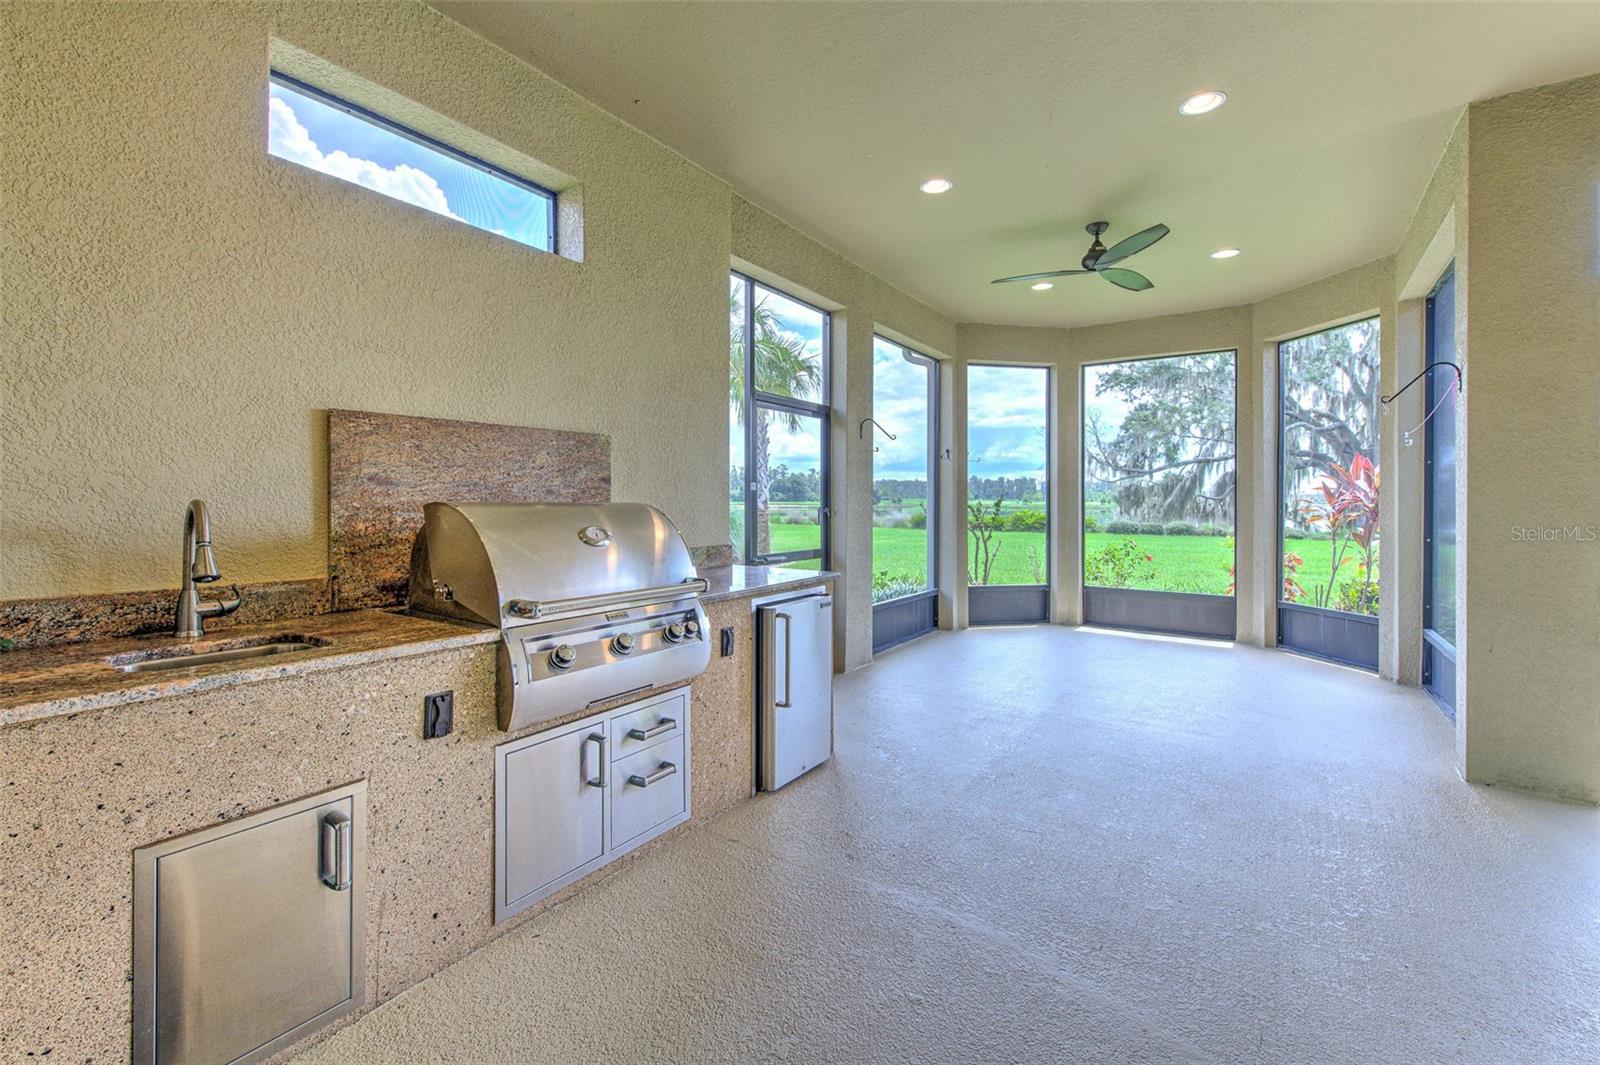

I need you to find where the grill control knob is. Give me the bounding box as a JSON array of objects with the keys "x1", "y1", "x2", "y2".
[
  {"x1": 549, "y1": 644, "x2": 578, "y2": 670},
  {"x1": 683, "y1": 618, "x2": 701, "y2": 639},
  {"x1": 611, "y1": 632, "x2": 636, "y2": 655},
  {"x1": 663, "y1": 622, "x2": 687, "y2": 644}
]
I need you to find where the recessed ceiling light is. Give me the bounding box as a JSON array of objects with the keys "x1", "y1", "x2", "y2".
[
  {"x1": 1179, "y1": 90, "x2": 1228, "y2": 116},
  {"x1": 1030, "y1": 281, "x2": 1054, "y2": 291},
  {"x1": 919, "y1": 177, "x2": 953, "y2": 194},
  {"x1": 1210, "y1": 247, "x2": 1241, "y2": 259}
]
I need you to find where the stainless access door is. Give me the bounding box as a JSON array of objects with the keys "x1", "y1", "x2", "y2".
[
  {"x1": 133, "y1": 783, "x2": 366, "y2": 1065},
  {"x1": 496, "y1": 719, "x2": 607, "y2": 922},
  {"x1": 758, "y1": 592, "x2": 834, "y2": 790}
]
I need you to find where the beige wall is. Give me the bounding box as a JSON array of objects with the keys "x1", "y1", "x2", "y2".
[
  {"x1": 0, "y1": 0, "x2": 955, "y2": 685},
  {"x1": 2, "y1": 1, "x2": 730, "y2": 596},
  {"x1": 1458, "y1": 74, "x2": 1599, "y2": 801}
]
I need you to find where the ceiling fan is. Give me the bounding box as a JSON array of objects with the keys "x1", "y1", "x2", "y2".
[{"x1": 992, "y1": 221, "x2": 1170, "y2": 292}]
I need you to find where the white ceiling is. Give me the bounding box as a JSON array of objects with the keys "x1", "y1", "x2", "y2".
[{"x1": 435, "y1": 1, "x2": 1600, "y2": 328}]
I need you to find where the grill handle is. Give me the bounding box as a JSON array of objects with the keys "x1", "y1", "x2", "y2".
[{"x1": 507, "y1": 578, "x2": 709, "y2": 621}]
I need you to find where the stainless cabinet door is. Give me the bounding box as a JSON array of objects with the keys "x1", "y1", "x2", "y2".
[
  {"x1": 149, "y1": 796, "x2": 356, "y2": 1065},
  {"x1": 497, "y1": 722, "x2": 607, "y2": 920},
  {"x1": 760, "y1": 593, "x2": 835, "y2": 790}
]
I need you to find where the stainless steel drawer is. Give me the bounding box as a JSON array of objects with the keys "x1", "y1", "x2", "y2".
[
  {"x1": 609, "y1": 688, "x2": 686, "y2": 761},
  {"x1": 610, "y1": 735, "x2": 687, "y2": 847}
]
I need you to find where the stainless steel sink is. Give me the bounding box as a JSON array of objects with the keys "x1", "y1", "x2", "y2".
[{"x1": 108, "y1": 637, "x2": 328, "y2": 673}]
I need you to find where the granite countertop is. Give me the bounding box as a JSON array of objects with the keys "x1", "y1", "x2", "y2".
[
  {"x1": 699, "y1": 564, "x2": 837, "y2": 603},
  {"x1": 0, "y1": 609, "x2": 499, "y2": 729},
  {"x1": 1, "y1": 566, "x2": 833, "y2": 730}
]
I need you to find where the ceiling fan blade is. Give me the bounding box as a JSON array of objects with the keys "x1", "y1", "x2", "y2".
[
  {"x1": 1099, "y1": 267, "x2": 1154, "y2": 292},
  {"x1": 1095, "y1": 223, "x2": 1170, "y2": 267},
  {"x1": 990, "y1": 269, "x2": 1090, "y2": 285}
]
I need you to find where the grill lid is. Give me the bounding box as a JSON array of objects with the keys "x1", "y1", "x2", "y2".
[{"x1": 408, "y1": 502, "x2": 703, "y2": 628}]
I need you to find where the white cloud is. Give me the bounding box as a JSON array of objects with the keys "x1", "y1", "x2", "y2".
[{"x1": 268, "y1": 95, "x2": 459, "y2": 221}]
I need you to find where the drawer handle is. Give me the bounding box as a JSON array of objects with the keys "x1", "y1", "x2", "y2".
[
  {"x1": 584, "y1": 731, "x2": 607, "y2": 789},
  {"x1": 627, "y1": 761, "x2": 678, "y2": 789},
  {"x1": 627, "y1": 717, "x2": 677, "y2": 741},
  {"x1": 320, "y1": 812, "x2": 352, "y2": 891}
]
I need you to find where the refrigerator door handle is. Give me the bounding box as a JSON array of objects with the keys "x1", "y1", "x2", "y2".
[{"x1": 775, "y1": 612, "x2": 793, "y2": 708}]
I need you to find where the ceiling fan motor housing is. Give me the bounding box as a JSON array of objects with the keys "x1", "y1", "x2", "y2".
[{"x1": 1082, "y1": 220, "x2": 1110, "y2": 269}]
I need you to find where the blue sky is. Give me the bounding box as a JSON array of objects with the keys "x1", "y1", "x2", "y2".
[
  {"x1": 871, "y1": 338, "x2": 932, "y2": 480},
  {"x1": 268, "y1": 80, "x2": 551, "y2": 251},
  {"x1": 967, "y1": 365, "x2": 1049, "y2": 482}
]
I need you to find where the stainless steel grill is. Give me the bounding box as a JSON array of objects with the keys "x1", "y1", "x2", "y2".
[{"x1": 408, "y1": 502, "x2": 711, "y2": 732}]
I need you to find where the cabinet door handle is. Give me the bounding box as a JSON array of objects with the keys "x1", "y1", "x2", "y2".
[
  {"x1": 627, "y1": 718, "x2": 677, "y2": 741},
  {"x1": 627, "y1": 761, "x2": 678, "y2": 788},
  {"x1": 584, "y1": 731, "x2": 607, "y2": 788},
  {"x1": 320, "y1": 812, "x2": 352, "y2": 891},
  {"x1": 775, "y1": 612, "x2": 793, "y2": 708}
]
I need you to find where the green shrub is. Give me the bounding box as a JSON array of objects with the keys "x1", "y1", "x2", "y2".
[
  {"x1": 1163, "y1": 521, "x2": 1198, "y2": 536},
  {"x1": 1084, "y1": 538, "x2": 1157, "y2": 589},
  {"x1": 1005, "y1": 509, "x2": 1047, "y2": 532},
  {"x1": 1336, "y1": 578, "x2": 1380, "y2": 616},
  {"x1": 1198, "y1": 524, "x2": 1229, "y2": 537},
  {"x1": 1104, "y1": 520, "x2": 1138, "y2": 534},
  {"x1": 1136, "y1": 522, "x2": 1165, "y2": 536},
  {"x1": 872, "y1": 570, "x2": 926, "y2": 604},
  {"x1": 1083, "y1": 516, "x2": 1099, "y2": 532}
]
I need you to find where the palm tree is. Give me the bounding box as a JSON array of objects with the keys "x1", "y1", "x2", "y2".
[{"x1": 730, "y1": 291, "x2": 822, "y2": 555}]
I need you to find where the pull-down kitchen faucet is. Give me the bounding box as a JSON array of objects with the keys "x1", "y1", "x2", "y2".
[{"x1": 175, "y1": 499, "x2": 241, "y2": 638}]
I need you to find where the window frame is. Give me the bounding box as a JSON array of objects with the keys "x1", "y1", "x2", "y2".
[
  {"x1": 1274, "y1": 315, "x2": 1382, "y2": 619},
  {"x1": 730, "y1": 271, "x2": 832, "y2": 568},
  {"x1": 1422, "y1": 265, "x2": 1458, "y2": 716},
  {"x1": 965, "y1": 361, "x2": 1053, "y2": 592},
  {"x1": 268, "y1": 70, "x2": 559, "y2": 255},
  {"x1": 1078, "y1": 348, "x2": 1239, "y2": 597},
  {"x1": 870, "y1": 335, "x2": 941, "y2": 605}
]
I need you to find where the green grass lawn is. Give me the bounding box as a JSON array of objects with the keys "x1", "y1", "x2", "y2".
[{"x1": 769, "y1": 524, "x2": 1377, "y2": 600}]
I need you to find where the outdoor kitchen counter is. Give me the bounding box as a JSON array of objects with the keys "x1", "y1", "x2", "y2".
[
  {"x1": 698, "y1": 563, "x2": 838, "y2": 604},
  {"x1": 1, "y1": 574, "x2": 832, "y2": 1063},
  {"x1": 0, "y1": 609, "x2": 499, "y2": 729}
]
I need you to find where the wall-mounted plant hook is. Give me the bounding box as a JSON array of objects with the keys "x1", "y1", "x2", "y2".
[
  {"x1": 859, "y1": 417, "x2": 896, "y2": 452},
  {"x1": 1382, "y1": 360, "x2": 1463, "y2": 447},
  {"x1": 1382, "y1": 361, "x2": 1461, "y2": 407}
]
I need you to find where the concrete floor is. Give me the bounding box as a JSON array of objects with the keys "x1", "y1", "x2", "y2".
[{"x1": 295, "y1": 626, "x2": 1600, "y2": 1064}]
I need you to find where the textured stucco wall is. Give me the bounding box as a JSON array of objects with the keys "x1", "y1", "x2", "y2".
[
  {"x1": 1459, "y1": 73, "x2": 1600, "y2": 802},
  {"x1": 2, "y1": 1, "x2": 739, "y2": 598},
  {"x1": 729, "y1": 195, "x2": 957, "y2": 671},
  {"x1": 0, "y1": 3, "x2": 957, "y2": 677}
]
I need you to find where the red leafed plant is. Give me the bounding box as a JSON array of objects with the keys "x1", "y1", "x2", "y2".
[
  {"x1": 1281, "y1": 551, "x2": 1307, "y2": 601},
  {"x1": 1295, "y1": 452, "x2": 1379, "y2": 614}
]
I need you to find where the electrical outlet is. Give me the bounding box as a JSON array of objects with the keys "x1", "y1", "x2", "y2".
[
  {"x1": 720, "y1": 626, "x2": 735, "y2": 657},
  {"x1": 423, "y1": 691, "x2": 453, "y2": 739}
]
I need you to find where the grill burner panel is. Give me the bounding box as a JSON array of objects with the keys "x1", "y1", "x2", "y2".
[{"x1": 409, "y1": 502, "x2": 710, "y2": 732}]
